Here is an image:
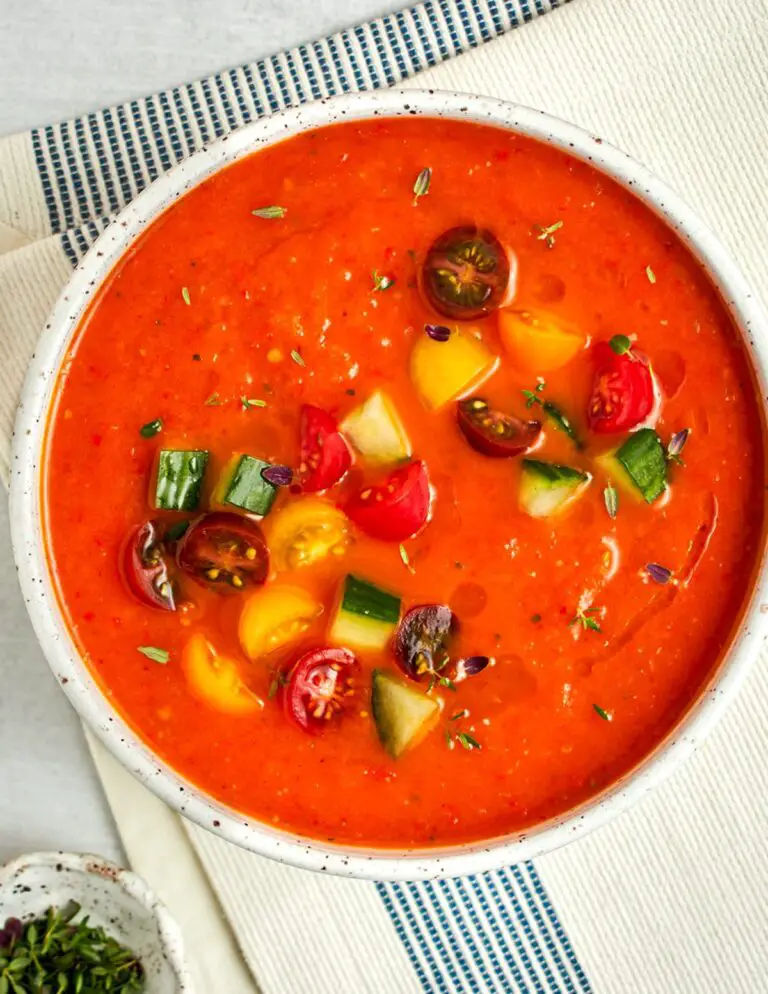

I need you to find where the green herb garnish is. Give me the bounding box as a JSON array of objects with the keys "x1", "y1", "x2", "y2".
[
  {"x1": 181, "y1": 286, "x2": 191, "y2": 306},
  {"x1": 290, "y1": 349, "x2": 305, "y2": 367},
  {"x1": 646, "y1": 265, "x2": 656, "y2": 284},
  {"x1": 139, "y1": 418, "x2": 162, "y2": 438},
  {"x1": 609, "y1": 334, "x2": 633, "y2": 356},
  {"x1": 412, "y1": 166, "x2": 432, "y2": 205},
  {"x1": 137, "y1": 646, "x2": 170, "y2": 664},
  {"x1": 456, "y1": 732, "x2": 481, "y2": 751},
  {"x1": 267, "y1": 671, "x2": 289, "y2": 700},
  {"x1": 0, "y1": 902, "x2": 145, "y2": 993},
  {"x1": 593, "y1": 703, "x2": 612, "y2": 721},
  {"x1": 252, "y1": 205, "x2": 287, "y2": 219},
  {"x1": 531, "y1": 613, "x2": 542, "y2": 623},
  {"x1": 603, "y1": 484, "x2": 619, "y2": 519},
  {"x1": 399, "y1": 544, "x2": 415, "y2": 574},
  {"x1": 449, "y1": 709, "x2": 470, "y2": 721},
  {"x1": 240, "y1": 396, "x2": 267, "y2": 410},
  {"x1": 533, "y1": 220, "x2": 563, "y2": 248},
  {"x1": 372, "y1": 270, "x2": 395, "y2": 292},
  {"x1": 439, "y1": 676, "x2": 457, "y2": 692},
  {"x1": 204, "y1": 392, "x2": 221, "y2": 406},
  {"x1": 570, "y1": 607, "x2": 602, "y2": 633}
]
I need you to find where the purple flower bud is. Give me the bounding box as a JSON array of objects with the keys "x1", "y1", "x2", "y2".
[
  {"x1": 425, "y1": 324, "x2": 451, "y2": 343},
  {"x1": 646, "y1": 563, "x2": 673, "y2": 585},
  {"x1": 261, "y1": 465, "x2": 293, "y2": 487}
]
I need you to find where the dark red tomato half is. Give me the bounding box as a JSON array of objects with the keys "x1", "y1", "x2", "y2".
[
  {"x1": 421, "y1": 226, "x2": 513, "y2": 320},
  {"x1": 457, "y1": 397, "x2": 542, "y2": 457},
  {"x1": 177, "y1": 512, "x2": 268, "y2": 591},
  {"x1": 121, "y1": 520, "x2": 176, "y2": 611},
  {"x1": 587, "y1": 342, "x2": 657, "y2": 434},
  {"x1": 300, "y1": 405, "x2": 352, "y2": 492},
  {"x1": 345, "y1": 460, "x2": 432, "y2": 541},
  {"x1": 281, "y1": 647, "x2": 359, "y2": 734}
]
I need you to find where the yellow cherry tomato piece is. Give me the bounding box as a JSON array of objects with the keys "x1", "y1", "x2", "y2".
[
  {"x1": 239, "y1": 584, "x2": 323, "y2": 660},
  {"x1": 265, "y1": 497, "x2": 351, "y2": 572},
  {"x1": 182, "y1": 632, "x2": 262, "y2": 715},
  {"x1": 498, "y1": 308, "x2": 584, "y2": 373},
  {"x1": 409, "y1": 326, "x2": 498, "y2": 411}
]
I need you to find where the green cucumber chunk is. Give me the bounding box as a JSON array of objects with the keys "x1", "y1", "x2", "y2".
[
  {"x1": 371, "y1": 669, "x2": 440, "y2": 758},
  {"x1": 329, "y1": 574, "x2": 401, "y2": 651},
  {"x1": 222, "y1": 455, "x2": 277, "y2": 516},
  {"x1": 616, "y1": 429, "x2": 667, "y2": 503},
  {"x1": 519, "y1": 459, "x2": 590, "y2": 518},
  {"x1": 154, "y1": 449, "x2": 209, "y2": 511}
]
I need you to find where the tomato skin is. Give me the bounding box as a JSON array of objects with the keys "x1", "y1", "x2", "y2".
[
  {"x1": 457, "y1": 397, "x2": 542, "y2": 457},
  {"x1": 300, "y1": 405, "x2": 352, "y2": 492},
  {"x1": 587, "y1": 342, "x2": 657, "y2": 434},
  {"x1": 121, "y1": 520, "x2": 175, "y2": 611},
  {"x1": 345, "y1": 460, "x2": 432, "y2": 541},
  {"x1": 177, "y1": 512, "x2": 269, "y2": 591},
  {"x1": 281, "y1": 647, "x2": 358, "y2": 734}
]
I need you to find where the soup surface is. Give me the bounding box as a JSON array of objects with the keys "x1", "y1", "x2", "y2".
[{"x1": 44, "y1": 117, "x2": 765, "y2": 848}]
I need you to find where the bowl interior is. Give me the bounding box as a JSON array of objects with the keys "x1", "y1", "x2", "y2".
[{"x1": 10, "y1": 89, "x2": 768, "y2": 880}]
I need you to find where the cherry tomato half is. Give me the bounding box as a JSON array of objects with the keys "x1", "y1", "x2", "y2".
[
  {"x1": 421, "y1": 226, "x2": 515, "y2": 320},
  {"x1": 345, "y1": 460, "x2": 432, "y2": 542},
  {"x1": 280, "y1": 646, "x2": 358, "y2": 734},
  {"x1": 587, "y1": 341, "x2": 657, "y2": 434},
  {"x1": 394, "y1": 605, "x2": 458, "y2": 682},
  {"x1": 121, "y1": 520, "x2": 176, "y2": 611},
  {"x1": 457, "y1": 397, "x2": 542, "y2": 457},
  {"x1": 177, "y1": 512, "x2": 269, "y2": 591},
  {"x1": 300, "y1": 405, "x2": 352, "y2": 493}
]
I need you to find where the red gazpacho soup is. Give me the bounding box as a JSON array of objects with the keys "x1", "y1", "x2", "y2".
[{"x1": 44, "y1": 118, "x2": 766, "y2": 848}]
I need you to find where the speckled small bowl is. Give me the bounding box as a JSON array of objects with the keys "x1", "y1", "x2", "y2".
[
  {"x1": 9, "y1": 90, "x2": 768, "y2": 880},
  {"x1": 0, "y1": 852, "x2": 192, "y2": 993}
]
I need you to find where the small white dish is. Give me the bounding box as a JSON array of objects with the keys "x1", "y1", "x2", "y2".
[{"x1": 0, "y1": 852, "x2": 192, "y2": 993}]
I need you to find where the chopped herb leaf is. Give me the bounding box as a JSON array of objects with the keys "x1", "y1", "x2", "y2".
[
  {"x1": 268, "y1": 671, "x2": 289, "y2": 699},
  {"x1": 522, "y1": 389, "x2": 540, "y2": 409},
  {"x1": 372, "y1": 270, "x2": 395, "y2": 292},
  {"x1": 570, "y1": 607, "x2": 603, "y2": 633},
  {"x1": 139, "y1": 418, "x2": 163, "y2": 438},
  {"x1": 456, "y1": 731, "x2": 482, "y2": 750},
  {"x1": 346, "y1": 388, "x2": 356, "y2": 396},
  {"x1": 533, "y1": 220, "x2": 564, "y2": 248},
  {"x1": 291, "y1": 349, "x2": 306, "y2": 367},
  {"x1": 204, "y1": 392, "x2": 221, "y2": 406},
  {"x1": 603, "y1": 484, "x2": 619, "y2": 519},
  {"x1": 137, "y1": 645, "x2": 170, "y2": 664},
  {"x1": 449, "y1": 709, "x2": 470, "y2": 722},
  {"x1": 241, "y1": 396, "x2": 267, "y2": 410},
  {"x1": 439, "y1": 676, "x2": 457, "y2": 692},
  {"x1": 531, "y1": 613, "x2": 542, "y2": 623},
  {"x1": 252, "y1": 205, "x2": 287, "y2": 219},
  {"x1": 399, "y1": 544, "x2": 415, "y2": 574},
  {"x1": 646, "y1": 264, "x2": 657, "y2": 284},
  {"x1": 412, "y1": 166, "x2": 432, "y2": 204},
  {"x1": 181, "y1": 286, "x2": 191, "y2": 306},
  {"x1": 593, "y1": 703, "x2": 612, "y2": 721},
  {"x1": 192, "y1": 353, "x2": 202, "y2": 361},
  {"x1": 609, "y1": 334, "x2": 633, "y2": 356}
]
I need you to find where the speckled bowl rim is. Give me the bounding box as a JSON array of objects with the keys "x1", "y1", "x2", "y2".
[
  {"x1": 10, "y1": 89, "x2": 768, "y2": 881},
  {"x1": 0, "y1": 851, "x2": 192, "y2": 990}
]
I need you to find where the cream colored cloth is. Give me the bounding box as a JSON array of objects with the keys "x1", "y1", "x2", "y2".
[{"x1": 1, "y1": 0, "x2": 767, "y2": 991}]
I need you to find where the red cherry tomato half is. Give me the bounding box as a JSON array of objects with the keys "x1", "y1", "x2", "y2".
[
  {"x1": 587, "y1": 342, "x2": 657, "y2": 434},
  {"x1": 457, "y1": 397, "x2": 542, "y2": 457},
  {"x1": 121, "y1": 520, "x2": 176, "y2": 611},
  {"x1": 300, "y1": 404, "x2": 352, "y2": 492},
  {"x1": 421, "y1": 226, "x2": 514, "y2": 320},
  {"x1": 345, "y1": 460, "x2": 432, "y2": 541},
  {"x1": 177, "y1": 512, "x2": 269, "y2": 592},
  {"x1": 281, "y1": 647, "x2": 359, "y2": 734}
]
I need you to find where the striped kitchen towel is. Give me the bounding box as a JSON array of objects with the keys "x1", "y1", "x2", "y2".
[{"x1": 2, "y1": 0, "x2": 767, "y2": 992}]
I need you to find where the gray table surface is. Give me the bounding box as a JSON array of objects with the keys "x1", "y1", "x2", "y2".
[{"x1": 0, "y1": 0, "x2": 401, "y2": 866}]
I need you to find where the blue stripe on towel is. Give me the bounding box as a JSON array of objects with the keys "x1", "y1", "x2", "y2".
[{"x1": 38, "y1": 2, "x2": 589, "y2": 991}]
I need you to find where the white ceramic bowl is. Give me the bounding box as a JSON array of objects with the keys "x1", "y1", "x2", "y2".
[
  {"x1": 0, "y1": 852, "x2": 192, "y2": 992},
  {"x1": 10, "y1": 90, "x2": 768, "y2": 880}
]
